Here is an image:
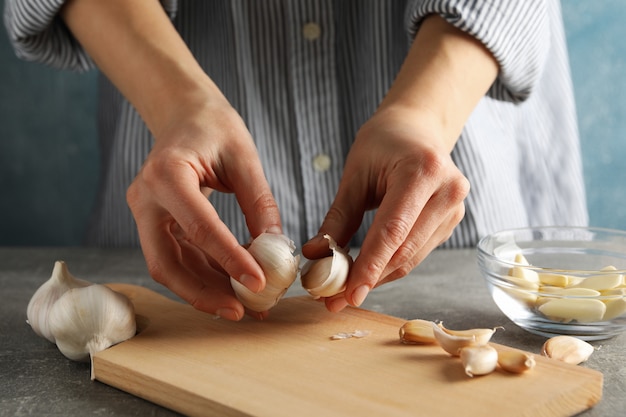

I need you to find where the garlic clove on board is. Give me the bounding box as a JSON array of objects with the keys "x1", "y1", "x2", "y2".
[
  {"x1": 48, "y1": 284, "x2": 136, "y2": 379},
  {"x1": 497, "y1": 350, "x2": 536, "y2": 373},
  {"x1": 459, "y1": 345, "x2": 499, "y2": 377},
  {"x1": 399, "y1": 319, "x2": 437, "y2": 344},
  {"x1": 541, "y1": 335, "x2": 594, "y2": 365},
  {"x1": 431, "y1": 322, "x2": 500, "y2": 356},
  {"x1": 27, "y1": 261, "x2": 91, "y2": 343},
  {"x1": 300, "y1": 234, "x2": 353, "y2": 298},
  {"x1": 230, "y1": 233, "x2": 300, "y2": 312}
]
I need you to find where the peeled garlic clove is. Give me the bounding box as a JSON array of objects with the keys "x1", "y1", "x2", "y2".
[
  {"x1": 27, "y1": 261, "x2": 91, "y2": 343},
  {"x1": 537, "y1": 298, "x2": 606, "y2": 323},
  {"x1": 573, "y1": 266, "x2": 623, "y2": 291},
  {"x1": 541, "y1": 335, "x2": 594, "y2": 365},
  {"x1": 601, "y1": 288, "x2": 626, "y2": 320},
  {"x1": 399, "y1": 319, "x2": 437, "y2": 344},
  {"x1": 497, "y1": 350, "x2": 536, "y2": 373},
  {"x1": 49, "y1": 284, "x2": 136, "y2": 380},
  {"x1": 431, "y1": 322, "x2": 499, "y2": 356},
  {"x1": 301, "y1": 234, "x2": 352, "y2": 298},
  {"x1": 230, "y1": 233, "x2": 300, "y2": 312},
  {"x1": 538, "y1": 272, "x2": 571, "y2": 287},
  {"x1": 460, "y1": 345, "x2": 498, "y2": 377}
]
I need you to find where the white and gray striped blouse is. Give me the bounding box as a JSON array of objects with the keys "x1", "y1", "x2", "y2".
[{"x1": 4, "y1": 0, "x2": 588, "y2": 248}]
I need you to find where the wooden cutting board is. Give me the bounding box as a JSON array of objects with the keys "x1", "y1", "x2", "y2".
[{"x1": 93, "y1": 284, "x2": 602, "y2": 417}]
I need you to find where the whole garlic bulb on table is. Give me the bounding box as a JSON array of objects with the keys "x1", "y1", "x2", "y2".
[{"x1": 27, "y1": 261, "x2": 136, "y2": 378}]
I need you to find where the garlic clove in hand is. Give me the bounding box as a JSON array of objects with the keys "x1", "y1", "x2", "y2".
[
  {"x1": 230, "y1": 233, "x2": 300, "y2": 312},
  {"x1": 27, "y1": 261, "x2": 90, "y2": 343},
  {"x1": 48, "y1": 284, "x2": 136, "y2": 367},
  {"x1": 301, "y1": 234, "x2": 353, "y2": 298}
]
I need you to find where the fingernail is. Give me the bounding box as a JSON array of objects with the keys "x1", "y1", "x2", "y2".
[
  {"x1": 327, "y1": 297, "x2": 349, "y2": 312},
  {"x1": 351, "y1": 285, "x2": 370, "y2": 307},
  {"x1": 266, "y1": 225, "x2": 282, "y2": 234},
  {"x1": 239, "y1": 274, "x2": 262, "y2": 293},
  {"x1": 215, "y1": 308, "x2": 241, "y2": 321}
]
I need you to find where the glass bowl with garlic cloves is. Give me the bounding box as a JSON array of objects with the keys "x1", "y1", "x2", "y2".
[{"x1": 477, "y1": 226, "x2": 626, "y2": 341}]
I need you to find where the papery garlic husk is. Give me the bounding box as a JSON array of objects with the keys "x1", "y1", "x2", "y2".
[
  {"x1": 431, "y1": 322, "x2": 500, "y2": 356},
  {"x1": 541, "y1": 335, "x2": 594, "y2": 365},
  {"x1": 49, "y1": 284, "x2": 136, "y2": 372},
  {"x1": 27, "y1": 261, "x2": 91, "y2": 343},
  {"x1": 230, "y1": 233, "x2": 300, "y2": 312},
  {"x1": 300, "y1": 234, "x2": 353, "y2": 298},
  {"x1": 460, "y1": 345, "x2": 498, "y2": 377},
  {"x1": 399, "y1": 319, "x2": 437, "y2": 344},
  {"x1": 497, "y1": 350, "x2": 536, "y2": 373}
]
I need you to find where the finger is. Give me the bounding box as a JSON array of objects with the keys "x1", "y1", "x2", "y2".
[
  {"x1": 344, "y1": 174, "x2": 433, "y2": 306},
  {"x1": 301, "y1": 176, "x2": 366, "y2": 259},
  {"x1": 226, "y1": 153, "x2": 283, "y2": 237},
  {"x1": 143, "y1": 164, "x2": 267, "y2": 292},
  {"x1": 170, "y1": 221, "x2": 227, "y2": 275},
  {"x1": 376, "y1": 174, "x2": 469, "y2": 285},
  {"x1": 136, "y1": 210, "x2": 246, "y2": 321},
  {"x1": 376, "y1": 200, "x2": 466, "y2": 287}
]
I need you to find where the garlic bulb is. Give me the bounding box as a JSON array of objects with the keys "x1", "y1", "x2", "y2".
[
  {"x1": 27, "y1": 261, "x2": 90, "y2": 343},
  {"x1": 301, "y1": 234, "x2": 353, "y2": 298},
  {"x1": 230, "y1": 233, "x2": 300, "y2": 312},
  {"x1": 48, "y1": 284, "x2": 136, "y2": 365}
]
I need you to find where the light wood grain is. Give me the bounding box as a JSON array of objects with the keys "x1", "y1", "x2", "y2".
[{"x1": 94, "y1": 284, "x2": 602, "y2": 417}]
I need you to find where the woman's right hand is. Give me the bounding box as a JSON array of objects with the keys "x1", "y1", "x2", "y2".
[
  {"x1": 126, "y1": 96, "x2": 283, "y2": 321},
  {"x1": 61, "y1": 0, "x2": 282, "y2": 319}
]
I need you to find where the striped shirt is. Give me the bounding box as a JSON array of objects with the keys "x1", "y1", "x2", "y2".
[{"x1": 4, "y1": 0, "x2": 588, "y2": 248}]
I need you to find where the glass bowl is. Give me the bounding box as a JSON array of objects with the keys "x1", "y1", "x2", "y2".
[{"x1": 477, "y1": 226, "x2": 626, "y2": 340}]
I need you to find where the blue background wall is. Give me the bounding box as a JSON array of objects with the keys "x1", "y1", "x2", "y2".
[{"x1": 0, "y1": 1, "x2": 625, "y2": 246}]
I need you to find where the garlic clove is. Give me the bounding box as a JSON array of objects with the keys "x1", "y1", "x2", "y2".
[
  {"x1": 49, "y1": 284, "x2": 136, "y2": 379},
  {"x1": 459, "y1": 345, "x2": 499, "y2": 377},
  {"x1": 301, "y1": 234, "x2": 352, "y2": 298},
  {"x1": 572, "y1": 266, "x2": 623, "y2": 291},
  {"x1": 231, "y1": 233, "x2": 300, "y2": 312},
  {"x1": 497, "y1": 350, "x2": 536, "y2": 373},
  {"x1": 399, "y1": 319, "x2": 437, "y2": 345},
  {"x1": 541, "y1": 335, "x2": 594, "y2": 365},
  {"x1": 436, "y1": 323, "x2": 501, "y2": 346},
  {"x1": 431, "y1": 322, "x2": 499, "y2": 356},
  {"x1": 537, "y1": 298, "x2": 606, "y2": 323},
  {"x1": 27, "y1": 261, "x2": 91, "y2": 343}
]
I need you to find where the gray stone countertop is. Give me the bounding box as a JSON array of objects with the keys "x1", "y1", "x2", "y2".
[{"x1": 1, "y1": 247, "x2": 623, "y2": 416}]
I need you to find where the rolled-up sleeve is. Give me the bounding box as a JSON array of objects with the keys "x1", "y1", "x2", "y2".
[
  {"x1": 3, "y1": 0, "x2": 179, "y2": 72},
  {"x1": 405, "y1": 0, "x2": 550, "y2": 103}
]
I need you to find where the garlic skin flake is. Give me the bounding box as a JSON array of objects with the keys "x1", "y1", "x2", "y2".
[
  {"x1": 301, "y1": 234, "x2": 353, "y2": 298},
  {"x1": 48, "y1": 284, "x2": 136, "y2": 363},
  {"x1": 230, "y1": 233, "x2": 300, "y2": 312},
  {"x1": 27, "y1": 261, "x2": 90, "y2": 343}
]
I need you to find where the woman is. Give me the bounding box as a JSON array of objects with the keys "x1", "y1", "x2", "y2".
[{"x1": 4, "y1": 0, "x2": 587, "y2": 319}]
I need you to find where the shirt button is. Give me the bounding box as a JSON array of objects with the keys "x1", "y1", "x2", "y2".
[
  {"x1": 313, "y1": 153, "x2": 331, "y2": 172},
  {"x1": 302, "y1": 22, "x2": 321, "y2": 41}
]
